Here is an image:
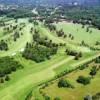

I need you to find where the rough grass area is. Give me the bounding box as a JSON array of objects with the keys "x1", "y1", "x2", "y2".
[{"x1": 42, "y1": 63, "x2": 100, "y2": 100}]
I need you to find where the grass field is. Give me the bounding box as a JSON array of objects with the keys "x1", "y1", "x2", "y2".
[
  {"x1": 0, "y1": 18, "x2": 100, "y2": 100},
  {"x1": 42, "y1": 62, "x2": 100, "y2": 100},
  {"x1": 55, "y1": 22, "x2": 100, "y2": 45}
]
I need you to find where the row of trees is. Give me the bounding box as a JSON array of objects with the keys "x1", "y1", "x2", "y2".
[
  {"x1": 33, "y1": 29, "x2": 59, "y2": 48},
  {"x1": 45, "y1": 23, "x2": 74, "y2": 40},
  {"x1": 65, "y1": 49, "x2": 82, "y2": 60}
]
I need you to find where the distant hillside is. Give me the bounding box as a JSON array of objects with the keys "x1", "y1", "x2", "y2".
[{"x1": 0, "y1": 0, "x2": 100, "y2": 6}]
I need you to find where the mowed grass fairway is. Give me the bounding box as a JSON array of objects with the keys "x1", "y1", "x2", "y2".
[
  {"x1": 0, "y1": 18, "x2": 100, "y2": 100},
  {"x1": 55, "y1": 22, "x2": 100, "y2": 45},
  {"x1": 0, "y1": 54, "x2": 69, "y2": 100},
  {"x1": 42, "y1": 64, "x2": 100, "y2": 100}
]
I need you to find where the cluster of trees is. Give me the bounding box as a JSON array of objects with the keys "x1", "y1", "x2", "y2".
[
  {"x1": 56, "y1": 29, "x2": 66, "y2": 38},
  {"x1": 79, "y1": 64, "x2": 88, "y2": 70},
  {"x1": 80, "y1": 40, "x2": 100, "y2": 51},
  {"x1": 0, "y1": 40, "x2": 8, "y2": 51},
  {"x1": 45, "y1": 24, "x2": 56, "y2": 32},
  {"x1": 0, "y1": 75, "x2": 10, "y2": 83},
  {"x1": 33, "y1": 29, "x2": 59, "y2": 48},
  {"x1": 23, "y1": 43, "x2": 58, "y2": 63},
  {"x1": 0, "y1": 56, "x2": 22, "y2": 83},
  {"x1": 45, "y1": 18, "x2": 54, "y2": 24},
  {"x1": 65, "y1": 49, "x2": 82, "y2": 60},
  {"x1": 39, "y1": 6, "x2": 100, "y2": 30},
  {"x1": 61, "y1": 6, "x2": 100, "y2": 30},
  {"x1": 77, "y1": 76, "x2": 91, "y2": 85},
  {"x1": 13, "y1": 31, "x2": 20, "y2": 41},
  {"x1": 7, "y1": 9, "x2": 35, "y2": 18},
  {"x1": 82, "y1": 25, "x2": 92, "y2": 33},
  {"x1": 56, "y1": 29, "x2": 74, "y2": 40},
  {"x1": 58, "y1": 79, "x2": 74, "y2": 88},
  {"x1": 29, "y1": 19, "x2": 39, "y2": 26},
  {"x1": 3, "y1": 27, "x2": 12, "y2": 34},
  {"x1": 77, "y1": 58, "x2": 100, "y2": 85}
]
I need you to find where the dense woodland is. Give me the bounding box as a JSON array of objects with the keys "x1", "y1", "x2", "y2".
[
  {"x1": 0, "y1": 57, "x2": 22, "y2": 83},
  {"x1": 0, "y1": 6, "x2": 100, "y2": 30},
  {"x1": 38, "y1": 6, "x2": 100, "y2": 30}
]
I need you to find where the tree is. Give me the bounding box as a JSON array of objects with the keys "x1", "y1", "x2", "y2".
[
  {"x1": 54, "y1": 97, "x2": 61, "y2": 100},
  {"x1": 86, "y1": 27, "x2": 89, "y2": 32},
  {"x1": 5, "y1": 75, "x2": 10, "y2": 81},
  {"x1": 44, "y1": 95, "x2": 51, "y2": 100},
  {"x1": 77, "y1": 76, "x2": 91, "y2": 85},
  {"x1": 58, "y1": 79, "x2": 74, "y2": 88},
  {"x1": 95, "y1": 57, "x2": 100, "y2": 63},
  {"x1": 90, "y1": 66, "x2": 97, "y2": 77},
  {"x1": 81, "y1": 40, "x2": 85, "y2": 45},
  {"x1": 84, "y1": 94, "x2": 92, "y2": 100},
  {"x1": 0, "y1": 78, "x2": 4, "y2": 83},
  {"x1": 82, "y1": 25, "x2": 85, "y2": 28},
  {"x1": 13, "y1": 32, "x2": 20, "y2": 41}
]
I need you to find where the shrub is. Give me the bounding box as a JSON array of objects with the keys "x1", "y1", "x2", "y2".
[
  {"x1": 0, "y1": 78, "x2": 4, "y2": 83},
  {"x1": 54, "y1": 97, "x2": 61, "y2": 100}
]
